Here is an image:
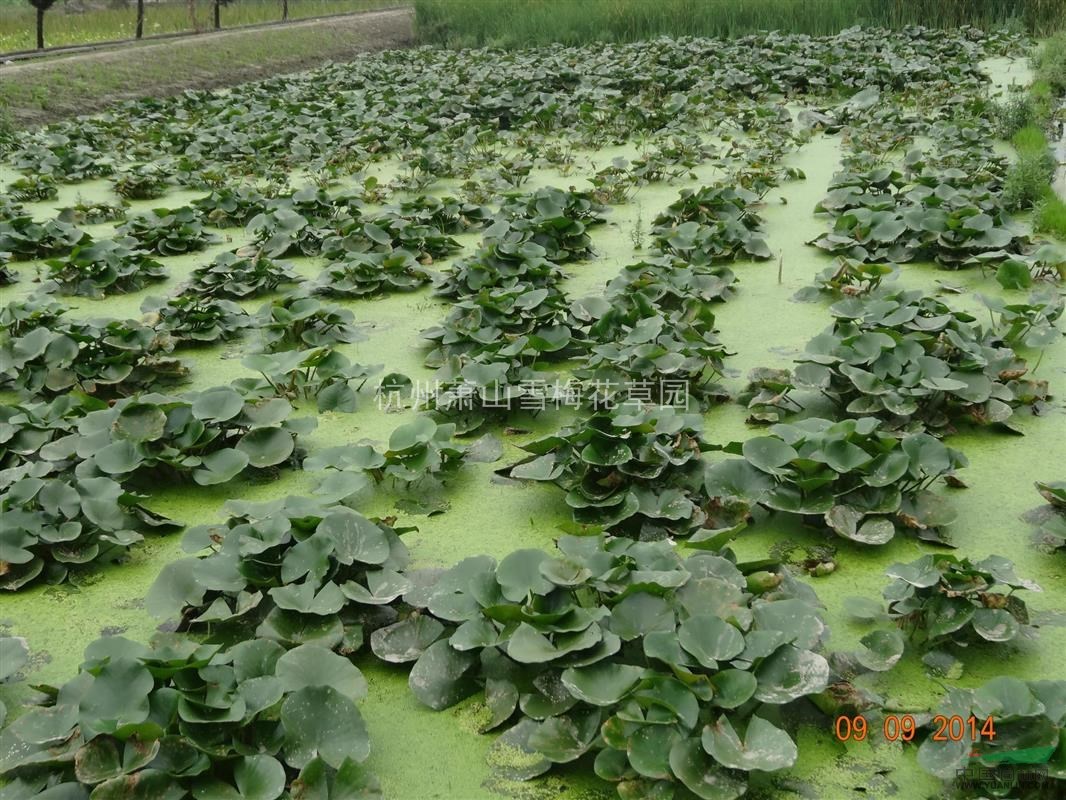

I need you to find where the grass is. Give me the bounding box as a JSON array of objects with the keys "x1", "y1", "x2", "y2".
[
  {"x1": 1002, "y1": 126, "x2": 1055, "y2": 211},
  {"x1": 1035, "y1": 30, "x2": 1066, "y2": 95},
  {"x1": 0, "y1": 0, "x2": 398, "y2": 53},
  {"x1": 0, "y1": 9, "x2": 412, "y2": 129},
  {"x1": 1036, "y1": 193, "x2": 1066, "y2": 237},
  {"x1": 413, "y1": 0, "x2": 1065, "y2": 48}
]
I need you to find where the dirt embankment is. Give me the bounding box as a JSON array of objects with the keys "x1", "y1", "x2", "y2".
[{"x1": 0, "y1": 8, "x2": 413, "y2": 129}]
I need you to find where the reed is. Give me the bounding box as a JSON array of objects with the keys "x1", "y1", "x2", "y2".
[{"x1": 414, "y1": 0, "x2": 1065, "y2": 49}]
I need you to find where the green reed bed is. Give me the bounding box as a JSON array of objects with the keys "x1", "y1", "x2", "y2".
[{"x1": 414, "y1": 0, "x2": 1065, "y2": 48}]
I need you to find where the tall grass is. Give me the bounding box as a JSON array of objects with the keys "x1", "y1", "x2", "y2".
[
  {"x1": 1036, "y1": 31, "x2": 1066, "y2": 95},
  {"x1": 0, "y1": 0, "x2": 396, "y2": 53},
  {"x1": 414, "y1": 0, "x2": 1065, "y2": 48}
]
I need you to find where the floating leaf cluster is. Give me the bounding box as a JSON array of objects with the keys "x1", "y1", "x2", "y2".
[
  {"x1": 703, "y1": 418, "x2": 967, "y2": 545},
  {"x1": 0, "y1": 634, "x2": 379, "y2": 799},
  {"x1": 403, "y1": 537, "x2": 830, "y2": 799},
  {"x1": 883, "y1": 554, "x2": 1039, "y2": 645}
]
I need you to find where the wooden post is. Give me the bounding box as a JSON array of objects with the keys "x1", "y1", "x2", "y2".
[
  {"x1": 282, "y1": 0, "x2": 288, "y2": 21},
  {"x1": 136, "y1": 0, "x2": 145, "y2": 39},
  {"x1": 36, "y1": 4, "x2": 45, "y2": 49},
  {"x1": 213, "y1": 0, "x2": 220, "y2": 29}
]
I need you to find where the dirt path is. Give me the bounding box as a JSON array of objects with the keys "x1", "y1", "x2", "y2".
[{"x1": 0, "y1": 8, "x2": 413, "y2": 129}]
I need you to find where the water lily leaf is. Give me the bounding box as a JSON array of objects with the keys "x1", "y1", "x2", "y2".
[
  {"x1": 0, "y1": 637, "x2": 29, "y2": 682},
  {"x1": 701, "y1": 715, "x2": 797, "y2": 771},
  {"x1": 276, "y1": 644, "x2": 367, "y2": 700},
  {"x1": 282, "y1": 686, "x2": 369, "y2": 769},
  {"x1": 593, "y1": 747, "x2": 630, "y2": 782},
  {"x1": 269, "y1": 580, "x2": 345, "y2": 616},
  {"x1": 996, "y1": 260, "x2": 1032, "y2": 290},
  {"x1": 926, "y1": 596, "x2": 974, "y2": 639},
  {"x1": 678, "y1": 615, "x2": 745, "y2": 668},
  {"x1": 972, "y1": 677, "x2": 1044, "y2": 719},
  {"x1": 93, "y1": 440, "x2": 142, "y2": 475},
  {"x1": 918, "y1": 735, "x2": 968, "y2": 778},
  {"x1": 317, "y1": 509, "x2": 389, "y2": 566},
  {"x1": 753, "y1": 646, "x2": 829, "y2": 704},
  {"x1": 528, "y1": 713, "x2": 598, "y2": 763},
  {"x1": 74, "y1": 737, "x2": 123, "y2": 784},
  {"x1": 486, "y1": 719, "x2": 551, "y2": 781},
  {"x1": 79, "y1": 658, "x2": 154, "y2": 729},
  {"x1": 971, "y1": 608, "x2": 1018, "y2": 642},
  {"x1": 709, "y1": 670, "x2": 757, "y2": 709},
  {"x1": 742, "y1": 437, "x2": 797, "y2": 476},
  {"x1": 91, "y1": 770, "x2": 184, "y2": 800},
  {"x1": 192, "y1": 448, "x2": 249, "y2": 486},
  {"x1": 191, "y1": 387, "x2": 245, "y2": 422},
  {"x1": 668, "y1": 738, "x2": 746, "y2": 800},
  {"x1": 610, "y1": 593, "x2": 675, "y2": 641},
  {"x1": 331, "y1": 758, "x2": 382, "y2": 799},
  {"x1": 497, "y1": 549, "x2": 553, "y2": 601},
  {"x1": 236, "y1": 427, "x2": 294, "y2": 468},
  {"x1": 466, "y1": 434, "x2": 504, "y2": 463},
  {"x1": 753, "y1": 599, "x2": 824, "y2": 651},
  {"x1": 234, "y1": 755, "x2": 286, "y2": 800},
  {"x1": 507, "y1": 623, "x2": 601, "y2": 664},
  {"x1": 112, "y1": 403, "x2": 167, "y2": 443},
  {"x1": 851, "y1": 517, "x2": 895, "y2": 545},
  {"x1": 561, "y1": 662, "x2": 644, "y2": 706},
  {"x1": 371, "y1": 616, "x2": 445, "y2": 663},
  {"x1": 408, "y1": 640, "x2": 478, "y2": 711},
  {"x1": 628, "y1": 725, "x2": 680, "y2": 779},
  {"x1": 856, "y1": 628, "x2": 904, "y2": 672}
]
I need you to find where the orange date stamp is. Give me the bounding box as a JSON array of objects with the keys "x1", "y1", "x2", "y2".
[{"x1": 834, "y1": 714, "x2": 996, "y2": 743}]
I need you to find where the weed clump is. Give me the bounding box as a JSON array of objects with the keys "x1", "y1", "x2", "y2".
[{"x1": 1002, "y1": 125, "x2": 1055, "y2": 211}]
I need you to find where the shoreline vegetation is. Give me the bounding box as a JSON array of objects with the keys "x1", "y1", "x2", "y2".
[
  {"x1": 0, "y1": 0, "x2": 398, "y2": 53},
  {"x1": 413, "y1": 0, "x2": 1066, "y2": 49}
]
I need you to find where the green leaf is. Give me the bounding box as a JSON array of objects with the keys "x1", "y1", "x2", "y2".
[
  {"x1": 192, "y1": 449, "x2": 249, "y2": 486},
  {"x1": 678, "y1": 615, "x2": 745, "y2": 668},
  {"x1": 370, "y1": 616, "x2": 444, "y2": 663},
  {"x1": 972, "y1": 677, "x2": 1044, "y2": 719},
  {"x1": 506, "y1": 623, "x2": 601, "y2": 664},
  {"x1": 234, "y1": 755, "x2": 286, "y2": 800},
  {"x1": 79, "y1": 657, "x2": 154, "y2": 728},
  {"x1": 496, "y1": 549, "x2": 553, "y2": 601},
  {"x1": 971, "y1": 608, "x2": 1019, "y2": 642},
  {"x1": 192, "y1": 387, "x2": 245, "y2": 422},
  {"x1": 855, "y1": 628, "x2": 905, "y2": 672},
  {"x1": 91, "y1": 771, "x2": 184, "y2": 800},
  {"x1": 668, "y1": 738, "x2": 746, "y2": 800},
  {"x1": 753, "y1": 646, "x2": 829, "y2": 704},
  {"x1": 74, "y1": 736, "x2": 123, "y2": 784},
  {"x1": 701, "y1": 715, "x2": 797, "y2": 771},
  {"x1": 408, "y1": 640, "x2": 477, "y2": 711},
  {"x1": 561, "y1": 662, "x2": 644, "y2": 706},
  {"x1": 93, "y1": 440, "x2": 142, "y2": 475},
  {"x1": 0, "y1": 637, "x2": 29, "y2": 682},
  {"x1": 709, "y1": 670, "x2": 757, "y2": 709},
  {"x1": 486, "y1": 719, "x2": 552, "y2": 781},
  {"x1": 996, "y1": 260, "x2": 1032, "y2": 290},
  {"x1": 388, "y1": 416, "x2": 435, "y2": 451},
  {"x1": 610, "y1": 593, "x2": 675, "y2": 641},
  {"x1": 282, "y1": 686, "x2": 370, "y2": 769},
  {"x1": 112, "y1": 403, "x2": 167, "y2": 443},
  {"x1": 742, "y1": 437, "x2": 797, "y2": 476},
  {"x1": 317, "y1": 509, "x2": 390, "y2": 566},
  {"x1": 628, "y1": 725, "x2": 680, "y2": 779},
  {"x1": 276, "y1": 644, "x2": 368, "y2": 701},
  {"x1": 236, "y1": 427, "x2": 294, "y2": 468}
]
